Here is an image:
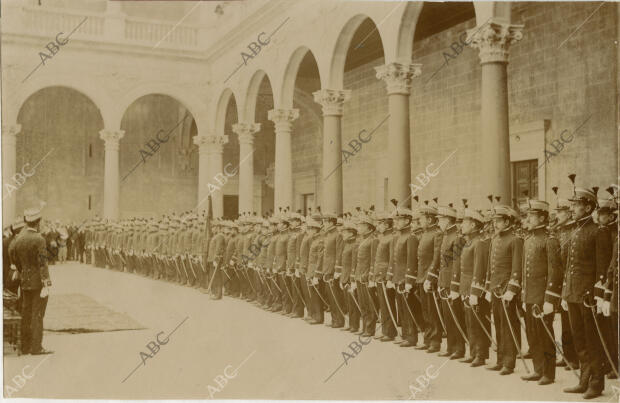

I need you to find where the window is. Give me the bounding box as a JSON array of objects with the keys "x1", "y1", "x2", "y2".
[
  {"x1": 303, "y1": 193, "x2": 314, "y2": 216},
  {"x1": 513, "y1": 160, "x2": 538, "y2": 204}
]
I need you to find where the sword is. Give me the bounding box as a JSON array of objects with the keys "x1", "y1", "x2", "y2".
[
  {"x1": 493, "y1": 290, "x2": 531, "y2": 374},
  {"x1": 269, "y1": 275, "x2": 282, "y2": 293},
  {"x1": 431, "y1": 290, "x2": 447, "y2": 334},
  {"x1": 182, "y1": 255, "x2": 197, "y2": 283},
  {"x1": 438, "y1": 289, "x2": 469, "y2": 345},
  {"x1": 583, "y1": 292, "x2": 620, "y2": 378},
  {"x1": 363, "y1": 283, "x2": 380, "y2": 318},
  {"x1": 463, "y1": 299, "x2": 497, "y2": 349},
  {"x1": 257, "y1": 271, "x2": 273, "y2": 297},
  {"x1": 380, "y1": 282, "x2": 402, "y2": 338},
  {"x1": 244, "y1": 268, "x2": 259, "y2": 295},
  {"x1": 311, "y1": 281, "x2": 330, "y2": 306},
  {"x1": 280, "y1": 273, "x2": 295, "y2": 303},
  {"x1": 397, "y1": 287, "x2": 422, "y2": 332},
  {"x1": 532, "y1": 304, "x2": 580, "y2": 380},
  {"x1": 176, "y1": 256, "x2": 190, "y2": 282},
  {"x1": 291, "y1": 277, "x2": 308, "y2": 309},
  {"x1": 347, "y1": 285, "x2": 363, "y2": 314},
  {"x1": 207, "y1": 263, "x2": 220, "y2": 293},
  {"x1": 326, "y1": 280, "x2": 346, "y2": 318}
]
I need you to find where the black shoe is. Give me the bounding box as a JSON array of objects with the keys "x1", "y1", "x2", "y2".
[
  {"x1": 565, "y1": 362, "x2": 579, "y2": 371},
  {"x1": 340, "y1": 327, "x2": 351, "y2": 332},
  {"x1": 353, "y1": 330, "x2": 364, "y2": 335},
  {"x1": 499, "y1": 367, "x2": 513, "y2": 376},
  {"x1": 450, "y1": 352, "x2": 464, "y2": 360},
  {"x1": 470, "y1": 358, "x2": 485, "y2": 367},
  {"x1": 563, "y1": 384, "x2": 587, "y2": 394},
  {"x1": 438, "y1": 351, "x2": 452, "y2": 357},
  {"x1": 31, "y1": 348, "x2": 54, "y2": 355},
  {"x1": 309, "y1": 320, "x2": 321, "y2": 325},
  {"x1": 426, "y1": 346, "x2": 440, "y2": 353},
  {"x1": 393, "y1": 339, "x2": 404, "y2": 345},
  {"x1": 556, "y1": 359, "x2": 566, "y2": 367},
  {"x1": 332, "y1": 324, "x2": 344, "y2": 329},
  {"x1": 521, "y1": 373, "x2": 541, "y2": 381},
  {"x1": 400, "y1": 341, "x2": 416, "y2": 347},
  {"x1": 486, "y1": 364, "x2": 502, "y2": 371},
  {"x1": 538, "y1": 376, "x2": 553, "y2": 385},
  {"x1": 380, "y1": 336, "x2": 395, "y2": 342},
  {"x1": 523, "y1": 351, "x2": 532, "y2": 359},
  {"x1": 349, "y1": 328, "x2": 359, "y2": 333},
  {"x1": 459, "y1": 356, "x2": 474, "y2": 364},
  {"x1": 414, "y1": 345, "x2": 429, "y2": 350},
  {"x1": 583, "y1": 389, "x2": 602, "y2": 400},
  {"x1": 607, "y1": 372, "x2": 618, "y2": 379}
]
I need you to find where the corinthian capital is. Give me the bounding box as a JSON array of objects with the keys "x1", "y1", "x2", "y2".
[
  {"x1": 375, "y1": 62, "x2": 422, "y2": 95},
  {"x1": 232, "y1": 123, "x2": 261, "y2": 146},
  {"x1": 268, "y1": 109, "x2": 299, "y2": 132},
  {"x1": 201, "y1": 134, "x2": 228, "y2": 155},
  {"x1": 99, "y1": 129, "x2": 125, "y2": 151},
  {"x1": 466, "y1": 20, "x2": 524, "y2": 64},
  {"x1": 312, "y1": 89, "x2": 351, "y2": 116}
]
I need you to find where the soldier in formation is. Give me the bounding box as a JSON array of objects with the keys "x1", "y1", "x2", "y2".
[{"x1": 35, "y1": 173, "x2": 616, "y2": 400}]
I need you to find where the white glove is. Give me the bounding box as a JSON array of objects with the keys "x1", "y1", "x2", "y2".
[
  {"x1": 312, "y1": 277, "x2": 319, "y2": 286},
  {"x1": 40, "y1": 286, "x2": 49, "y2": 298},
  {"x1": 450, "y1": 290, "x2": 459, "y2": 300},
  {"x1": 596, "y1": 297, "x2": 604, "y2": 314},
  {"x1": 386, "y1": 280, "x2": 394, "y2": 289},
  {"x1": 522, "y1": 302, "x2": 526, "y2": 312},
  {"x1": 603, "y1": 300, "x2": 611, "y2": 317},
  {"x1": 423, "y1": 280, "x2": 431, "y2": 293},
  {"x1": 350, "y1": 282, "x2": 357, "y2": 292},
  {"x1": 368, "y1": 281, "x2": 376, "y2": 288},
  {"x1": 502, "y1": 290, "x2": 514, "y2": 302},
  {"x1": 469, "y1": 294, "x2": 478, "y2": 306},
  {"x1": 485, "y1": 291, "x2": 491, "y2": 302},
  {"x1": 543, "y1": 302, "x2": 554, "y2": 315},
  {"x1": 561, "y1": 299, "x2": 568, "y2": 311},
  {"x1": 229, "y1": 260, "x2": 234, "y2": 265},
  {"x1": 334, "y1": 272, "x2": 341, "y2": 280},
  {"x1": 405, "y1": 283, "x2": 413, "y2": 292}
]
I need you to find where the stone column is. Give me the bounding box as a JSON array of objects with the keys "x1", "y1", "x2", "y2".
[
  {"x1": 467, "y1": 20, "x2": 523, "y2": 203},
  {"x1": 99, "y1": 129, "x2": 125, "y2": 220},
  {"x1": 375, "y1": 62, "x2": 421, "y2": 208},
  {"x1": 205, "y1": 134, "x2": 228, "y2": 218},
  {"x1": 192, "y1": 134, "x2": 210, "y2": 209},
  {"x1": 2, "y1": 124, "x2": 21, "y2": 224},
  {"x1": 313, "y1": 89, "x2": 351, "y2": 215},
  {"x1": 232, "y1": 122, "x2": 260, "y2": 214},
  {"x1": 268, "y1": 109, "x2": 299, "y2": 211}
]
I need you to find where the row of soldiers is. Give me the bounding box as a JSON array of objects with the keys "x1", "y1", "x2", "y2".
[{"x1": 83, "y1": 177, "x2": 618, "y2": 400}]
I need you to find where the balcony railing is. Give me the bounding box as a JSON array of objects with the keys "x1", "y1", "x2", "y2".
[{"x1": 6, "y1": 5, "x2": 204, "y2": 50}]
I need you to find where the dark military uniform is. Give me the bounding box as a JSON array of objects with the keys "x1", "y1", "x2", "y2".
[
  {"x1": 355, "y1": 231, "x2": 378, "y2": 336},
  {"x1": 10, "y1": 227, "x2": 52, "y2": 354},
  {"x1": 419, "y1": 224, "x2": 443, "y2": 350},
  {"x1": 521, "y1": 225, "x2": 563, "y2": 381},
  {"x1": 487, "y1": 226, "x2": 523, "y2": 371},
  {"x1": 391, "y1": 225, "x2": 419, "y2": 346},
  {"x1": 374, "y1": 228, "x2": 396, "y2": 339},
  {"x1": 323, "y1": 226, "x2": 345, "y2": 328},
  {"x1": 565, "y1": 215, "x2": 607, "y2": 394},
  {"x1": 340, "y1": 235, "x2": 360, "y2": 331},
  {"x1": 439, "y1": 224, "x2": 466, "y2": 358},
  {"x1": 308, "y1": 232, "x2": 325, "y2": 323}
]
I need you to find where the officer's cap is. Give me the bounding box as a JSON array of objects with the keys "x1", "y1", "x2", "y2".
[
  {"x1": 569, "y1": 188, "x2": 597, "y2": 204},
  {"x1": 463, "y1": 208, "x2": 484, "y2": 223},
  {"x1": 437, "y1": 205, "x2": 457, "y2": 218},
  {"x1": 526, "y1": 199, "x2": 549, "y2": 213},
  {"x1": 418, "y1": 205, "x2": 437, "y2": 216},
  {"x1": 598, "y1": 198, "x2": 618, "y2": 211},
  {"x1": 553, "y1": 198, "x2": 571, "y2": 211},
  {"x1": 24, "y1": 207, "x2": 42, "y2": 223},
  {"x1": 305, "y1": 217, "x2": 322, "y2": 229},
  {"x1": 12, "y1": 218, "x2": 25, "y2": 231},
  {"x1": 358, "y1": 215, "x2": 376, "y2": 228},
  {"x1": 394, "y1": 207, "x2": 413, "y2": 218},
  {"x1": 492, "y1": 205, "x2": 519, "y2": 219}
]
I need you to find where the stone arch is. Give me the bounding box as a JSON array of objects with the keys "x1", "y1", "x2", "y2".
[
  {"x1": 214, "y1": 88, "x2": 237, "y2": 136},
  {"x1": 11, "y1": 74, "x2": 112, "y2": 129},
  {"x1": 327, "y1": 14, "x2": 387, "y2": 89},
  {"x1": 242, "y1": 69, "x2": 273, "y2": 123},
  {"x1": 116, "y1": 83, "x2": 205, "y2": 132},
  {"x1": 394, "y1": 2, "x2": 425, "y2": 62},
  {"x1": 279, "y1": 46, "x2": 321, "y2": 109}
]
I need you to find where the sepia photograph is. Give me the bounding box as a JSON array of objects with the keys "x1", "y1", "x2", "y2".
[{"x1": 1, "y1": 0, "x2": 619, "y2": 400}]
